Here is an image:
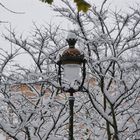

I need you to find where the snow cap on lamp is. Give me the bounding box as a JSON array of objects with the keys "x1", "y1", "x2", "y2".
[{"x1": 66, "y1": 30, "x2": 77, "y2": 47}]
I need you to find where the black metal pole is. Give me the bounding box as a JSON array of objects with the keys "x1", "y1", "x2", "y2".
[{"x1": 69, "y1": 91, "x2": 75, "y2": 140}]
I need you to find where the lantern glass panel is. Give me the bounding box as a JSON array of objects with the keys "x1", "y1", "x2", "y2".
[{"x1": 62, "y1": 64, "x2": 81, "y2": 89}]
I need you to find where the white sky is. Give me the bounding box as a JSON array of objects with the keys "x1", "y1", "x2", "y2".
[
  {"x1": 0, "y1": 0, "x2": 52, "y2": 32},
  {"x1": 0, "y1": 0, "x2": 140, "y2": 68},
  {"x1": 0, "y1": 0, "x2": 139, "y2": 34}
]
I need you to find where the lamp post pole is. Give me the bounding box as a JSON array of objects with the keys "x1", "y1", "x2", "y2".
[{"x1": 68, "y1": 89, "x2": 75, "y2": 140}]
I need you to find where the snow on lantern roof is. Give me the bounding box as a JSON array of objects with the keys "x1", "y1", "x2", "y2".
[
  {"x1": 67, "y1": 31, "x2": 77, "y2": 40},
  {"x1": 66, "y1": 31, "x2": 77, "y2": 47}
]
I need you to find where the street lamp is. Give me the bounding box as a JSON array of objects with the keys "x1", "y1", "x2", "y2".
[{"x1": 57, "y1": 31, "x2": 86, "y2": 140}]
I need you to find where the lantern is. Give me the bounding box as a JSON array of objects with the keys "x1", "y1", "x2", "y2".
[{"x1": 57, "y1": 31, "x2": 86, "y2": 93}]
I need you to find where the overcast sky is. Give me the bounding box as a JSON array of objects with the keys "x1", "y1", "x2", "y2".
[
  {"x1": 0, "y1": 0, "x2": 139, "y2": 33},
  {"x1": 0, "y1": 0, "x2": 140, "y2": 67}
]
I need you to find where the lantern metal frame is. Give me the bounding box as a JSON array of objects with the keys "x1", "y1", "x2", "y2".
[{"x1": 57, "y1": 39, "x2": 86, "y2": 93}]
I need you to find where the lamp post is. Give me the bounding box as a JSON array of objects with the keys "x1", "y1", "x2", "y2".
[{"x1": 57, "y1": 31, "x2": 86, "y2": 140}]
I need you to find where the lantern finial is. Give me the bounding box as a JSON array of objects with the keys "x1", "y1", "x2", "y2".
[{"x1": 66, "y1": 31, "x2": 77, "y2": 48}]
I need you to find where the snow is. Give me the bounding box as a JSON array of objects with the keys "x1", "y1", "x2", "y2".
[
  {"x1": 67, "y1": 31, "x2": 77, "y2": 40},
  {"x1": 49, "y1": 136, "x2": 65, "y2": 140},
  {"x1": 0, "y1": 133, "x2": 6, "y2": 140}
]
